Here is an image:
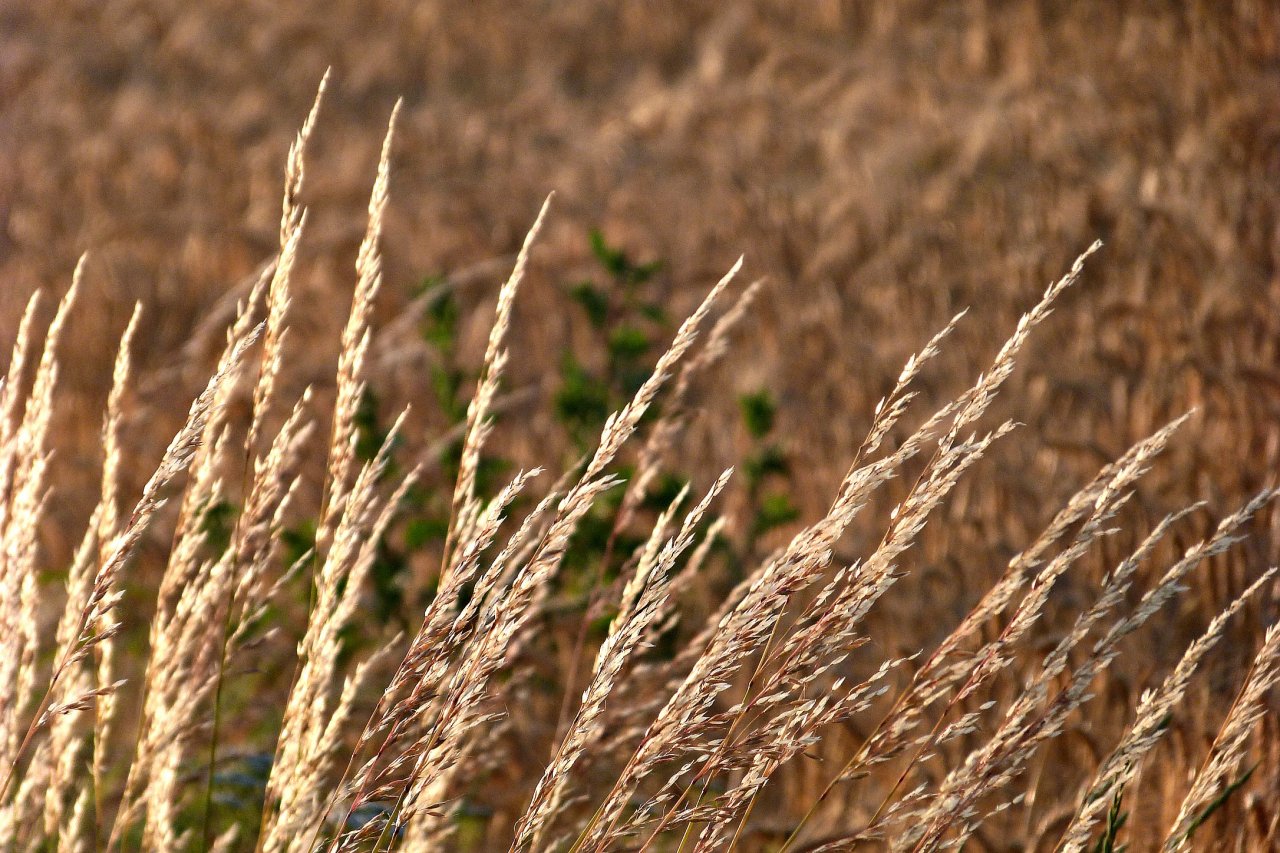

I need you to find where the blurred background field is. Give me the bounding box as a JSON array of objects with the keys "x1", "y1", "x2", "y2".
[{"x1": 2, "y1": 1, "x2": 1279, "y2": 848}]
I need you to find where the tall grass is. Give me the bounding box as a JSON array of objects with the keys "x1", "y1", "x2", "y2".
[{"x1": 1, "y1": 81, "x2": 1277, "y2": 852}]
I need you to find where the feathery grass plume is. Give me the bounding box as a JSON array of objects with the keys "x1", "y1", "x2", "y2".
[
  {"x1": 768, "y1": 416, "x2": 1197, "y2": 851},
  {"x1": 442, "y1": 194, "x2": 553, "y2": 579},
  {"x1": 550, "y1": 279, "x2": 759, "y2": 761},
  {"x1": 906, "y1": 488, "x2": 1276, "y2": 850},
  {"x1": 42, "y1": 508, "x2": 107, "y2": 849},
  {"x1": 67, "y1": 317, "x2": 263, "y2": 850},
  {"x1": 103, "y1": 287, "x2": 268, "y2": 844},
  {"x1": 199, "y1": 80, "x2": 325, "y2": 844},
  {"x1": 383, "y1": 470, "x2": 550, "y2": 851},
  {"x1": 281, "y1": 69, "x2": 328, "y2": 244},
  {"x1": 1163, "y1": 615, "x2": 1280, "y2": 851},
  {"x1": 877, "y1": 422, "x2": 1194, "y2": 795},
  {"x1": 246, "y1": 211, "x2": 305, "y2": 460},
  {"x1": 384, "y1": 473, "x2": 625, "y2": 844},
  {"x1": 228, "y1": 390, "x2": 314, "y2": 645},
  {"x1": 94, "y1": 301, "x2": 140, "y2": 795},
  {"x1": 0, "y1": 291, "x2": 42, "y2": 539},
  {"x1": 0, "y1": 269, "x2": 82, "y2": 846},
  {"x1": 694, "y1": 659, "x2": 901, "y2": 853},
  {"x1": 1058, "y1": 568, "x2": 1277, "y2": 852},
  {"x1": 641, "y1": 422, "x2": 1012, "y2": 850},
  {"x1": 6, "y1": 67, "x2": 1280, "y2": 853},
  {"x1": 348, "y1": 262, "x2": 740, "y2": 849},
  {"x1": 570, "y1": 273, "x2": 1049, "y2": 851},
  {"x1": 248, "y1": 69, "x2": 326, "y2": 460},
  {"x1": 59, "y1": 786, "x2": 91, "y2": 853},
  {"x1": 621, "y1": 277, "x2": 762, "y2": 532},
  {"x1": 261, "y1": 411, "x2": 414, "y2": 853},
  {"x1": 514, "y1": 471, "x2": 731, "y2": 853},
  {"x1": 319, "y1": 100, "x2": 401, "y2": 552},
  {"x1": 582, "y1": 256, "x2": 741, "y2": 487},
  {"x1": 7, "y1": 265, "x2": 81, "y2": 722}
]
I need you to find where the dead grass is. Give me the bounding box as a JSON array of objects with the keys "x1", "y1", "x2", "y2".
[{"x1": 0, "y1": 2, "x2": 1278, "y2": 850}]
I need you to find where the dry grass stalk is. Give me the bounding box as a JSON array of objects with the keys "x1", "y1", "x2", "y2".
[
  {"x1": 3, "y1": 78, "x2": 1279, "y2": 853},
  {"x1": 515, "y1": 471, "x2": 731, "y2": 853},
  {"x1": 1059, "y1": 568, "x2": 1277, "y2": 851},
  {"x1": 319, "y1": 101, "x2": 401, "y2": 553},
  {"x1": 1163, "y1": 617, "x2": 1280, "y2": 851},
  {"x1": 442, "y1": 194, "x2": 553, "y2": 581}
]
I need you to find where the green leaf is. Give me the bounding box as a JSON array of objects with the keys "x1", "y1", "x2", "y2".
[
  {"x1": 607, "y1": 325, "x2": 651, "y2": 362},
  {"x1": 754, "y1": 492, "x2": 799, "y2": 535},
  {"x1": 281, "y1": 519, "x2": 317, "y2": 571},
  {"x1": 639, "y1": 302, "x2": 668, "y2": 323},
  {"x1": 429, "y1": 365, "x2": 467, "y2": 424},
  {"x1": 1175, "y1": 763, "x2": 1258, "y2": 847},
  {"x1": 555, "y1": 355, "x2": 612, "y2": 437},
  {"x1": 1092, "y1": 786, "x2": 1128, "y2": 853},
  {"x1": 745, "y1": 444, "x2": 789, "y2": 486},
  {"x1": 404, "y1": 516, "x2": 449, "y2": 551},
  {"x1": 642, "y1": 473, "x2": 690, "y2": 512},
  {"x1": 354, "y1": 387, "x2": 395, "y2": 464},
  {"x1": 589, "y1": 228, "x2": 630, "y2": 279},
  {"x1": 739, "y1": 390, "x2": 777, "y2": 439},
  {"x1": 199, "y1": 499, "x2": 237, "y2": 556},
  {"x1": 422, "y1": 289, "x2": 459, "y2": 350},
  {"x1": 589, "y1": 228, "x2": 661, "y2": 285},
  {"x1": 570, "y1": 281, "x2": 611, "y2": 329}
]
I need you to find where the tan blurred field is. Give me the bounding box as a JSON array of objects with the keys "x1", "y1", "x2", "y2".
[{"x1": 2, "y1": 1, "x2": 1279, "y2": 850}]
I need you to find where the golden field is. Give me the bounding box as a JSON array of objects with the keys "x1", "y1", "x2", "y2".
[{"x1": 0, "y1": 2, "x2": 1277, "y2": 850}]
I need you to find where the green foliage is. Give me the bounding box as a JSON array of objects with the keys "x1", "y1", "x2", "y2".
[
  {"x1": 354, "y1": 387, "x2": 394, "y2": 464},
  {"x1": 589, "y1": 228, "x2": 662, "y2": 286},
  {"x1": 561, "y1": 480, "x2": 636, "y2": 585},
  {"x1": 206, "y1": 752, "x2": 273, "y2": 843},
  {"x1": 1174, "y1": 763, "x2": 1258, "y2": 848},
  {"x1": 430, "y1": 365, "x2": 468, "y2": 424},
  {"x1": 281, "y1": 518, "x2": 317, "y2": 572},
  {"x1": 754, "y1": 492, "x2": 799, "y2": 536},
  {"x1": 369, "y1": 539, "x2": 408, "y2": 625},
  {"x1": 404, "y1": 515, "x2": 449, "y2": 551},
  {"x1": 570, "y1": 282, "x2": 610, "y2": 329},
  {"x1": 744, "y1": 444, "x2": 789, "y2": 487},
  {"x1": 738, "y1": 390, "x2": 776, "y2": 439},
  {"x1": 1091, "y1": 787, "x2": 1129, "y2": 853},
  {"x1": 556, "y1": 353, "x2": 613, "y2": 443},
  {"x1": 557, "y1": 229, "x2": 668, "y2": 452},
  {"x1": 737, "y1": 387, "x2": 798, "y2": 544},
  {"x1": 642, "y1": 473, "x2": 690, "y2": 512},
  {"x1": 198, "y1": 499, "x2": 237, "y2": 557},
  {"x1": 419, "y1": 279, "x2": 458, "y2": 349},
  {"x1": 607, "y1": 325, "x2": 651, "y2": 362}
]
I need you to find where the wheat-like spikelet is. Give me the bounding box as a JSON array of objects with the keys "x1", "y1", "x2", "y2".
[
  {"x1": 905, "y1": 488, "x2": 1276, "y2": 850},
  {"x1": 1058, "y1": 568, "x2": 1276, "y2": 851},
  {"x1": 319, "y1": 101, "x2": 401, "y2": 552},
  {"x1": 514, "y1": 471, "x2": 731, "y2": 853},
  {"x1": 1163, "y1": 615, "x2": 1280, "y2": 850},
  {"x1": 261, "y1": 412, "x2": 414, "y2": 853},
  {"x1": 570, "y1": 265, "x2": 1068, "y2": 852},
  {"x1": 41, "y1": 509, "x2": 104, "y2": 849},
  {"x1": 4, "y1": 72, "x2": 1279, "y2": 853},
  {"x1": 443, "y1": 194, "x2": 553, "y2": 579}
]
